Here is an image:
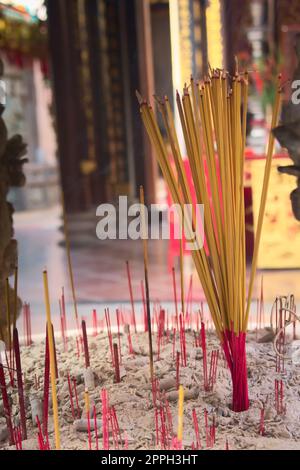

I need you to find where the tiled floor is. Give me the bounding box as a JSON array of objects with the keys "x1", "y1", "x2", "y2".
[{"x1": 13, "y1": 205, "x2": 300, "y2": 335}]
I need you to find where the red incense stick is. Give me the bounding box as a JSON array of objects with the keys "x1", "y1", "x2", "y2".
[
  {"x1": 172, "y1": 328, "x2": 176, "y2": 359},
  {"x1": 201, "y1": 322, "x2": 208, "y2": 390},
  {"x1": 204, "y1": 408, "x2": 210, "y2": 448},
  {"x1": 94, "y1": 405, "x2": 99, "y2": 450},
  {"x1": 61, "y1": 288, "x2": 67, "y2": 336},
  {"x1": 192, "y1": 409, "x2": 201, "y2": 449},
  {"x1": 126, "y1": 261, "x2": 137, "y2": 333},
  {"x1": 36, "y1": 416, "x2": 48, "y2": 450},
  {"x1": 13, "y1": 328, "x2": 27, "y2": 440},
  {"x1": 87, "y1": 409, "x2": 92, "y2": 450},
  {"x1": 51, "y1": 323, "x2": 58, "y2": 379},
  {"x1": 155, "y1": 406, "x2": 159, "y2": 445},
  {"x1": 43, "y1": 327, "x2": 50, "y2": 435},
  {"x1": 127, "y1": 325, "x2": 134, "y2": 355},
  {"x1": 0, "y1": 362, "x2": 14, "y2": 444},
  {"x1": 110, "y1": 406, "x2": 121, "y2": 449},
  {"x1": 172, "y1": 267, "x2": 179, "y2": 330},
  {"x1": 105, "y1": 308, "x2": 114, "y2": 365},
  {"x1": 23, "y1": 303, "x2": 32, "y2": 347},
  {"x1": 81, "y1": 320, "x2": 90, "y2": 368},
  {"x1": 259, "y1": 406, "x2": 265, "y2": 435},
  {"x1": 179, "y1": 314, "x2": 186, "y2": 367},
  {"x1": 176, "y1": 351, "x2": 180, "y2": 390},
  {"x1": 92, "y1": 309, "x2": 98, "y2": 337},
  {"x1": 67, "y1": 373, "x2": 75, "y2": 419},
  {"x1": 59, "y1": 301, "x2": 67, "y2": 352},
  {"x1": 101, "y1": 389, "x2": 109, "y2": 450},
  {"x1": 115, "y1": 309, "x2": 122, "y2": 365},
  {"x1": 113, "y1": 343, "x2": 121, "y2": 383},
  {"x1": 72, "y1": 377, "x2": 80, "y2": 416}
]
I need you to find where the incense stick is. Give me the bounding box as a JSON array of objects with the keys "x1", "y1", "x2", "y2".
[
  {"x1": 43, "y1": 270, "x2": 61, "y2": 450},
  {"x1": 81, "y1": 320, "x2": 90, "y2": 368},
  {"x1": 0, "y1": 362, "x2": 14, "y2": 444},
  {"x1": 138, "y1": 70, "x2": 282, "y2": 411},
  {"x1": 61, "y1": 193, "x2": 79, "y2": 329},
  {"x1": 113, "y1": 343, "x2": 121, "y2": 383},
  {"x1": 13, "y1": 266, "x2": 18, "y2": 329},
  {"x1": 177, "y1": 385, "x2": 184, "y2": 446},
  {"x1": 125, "y1": 261, "x2": 137, "y2": 333},
  {"x1": 5, "y1": 278, "x2": 11, "y2": 352},
  {"x1": 13, "y1": 328, "x2": 27, "y2": 440},
  {"x1": 140, "y1": 186, "x2": 154, "y2": 381}
]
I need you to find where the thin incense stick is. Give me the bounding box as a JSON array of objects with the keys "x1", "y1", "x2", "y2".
[
  {"x1": 94, "y1": 405, "x2": 99, "y2": 450},
  {"x1": 5, "y1": 278, "x2": 11, "y2": 352},
  {"x1": 43, "y1": 270, "x2": 61, "y2": 450},
  {"x1": 177, "y1": 385, "x2": 184, "y2": 445},
  {"x1": 81, "y1": 320, "x2": 90, "y2": 368},
  {"x1": 113, "y1": 343, "x2": 121, "y2": 383},
  {"x1": 125, "y1": 261, "x2": 137, "y2": 333},
  {"x1": 0, "y1": 362, "x2": 14, "y2": 444},
  {"x1": 13, "y1": 266, "x2": 18, "y2": 329},
  {"x1": 172, "y1": 267, "x2": 179, "y2": 329},
  {"x1": 141, "y1": 280, "x2": 148, "y2": 332},
  {"x1": 67, "y1": 373, "x2": 75, "y2": 419},
  {"x1": 179, "y1": 235, "x2": 185, "y2": 316},
  {"x1": 101, "y1": 389, "x2": 109, "y2": 450},
  {"x1": 13, "y1": 328, "x2": 27, "y2": 440},
  {"x1": 61, "y1": 193, "x2": 79, "y2": 329},
  {"x1": 244, "y1": 80, "x2": 282, "y2": 326},
  {"x1": 51, "y1": 323, "x2": 58, "y2": 379},
  {"x1": 140, "y1": 186, "x2": 154, "y2": 381},
  {"x1": 72, "y1": 377, "x2": 80, "y2": 416},
  {"x1": 116, "y1": 309, "x2": 122, "y2": 365}
]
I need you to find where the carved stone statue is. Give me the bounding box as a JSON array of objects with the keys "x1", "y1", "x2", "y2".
[
  {"x1": 273, "y1": 34, "x2": 300, "y2": 220},
  {"x1": 0, "y1": 59, "x2": 27, "y2": 341}
]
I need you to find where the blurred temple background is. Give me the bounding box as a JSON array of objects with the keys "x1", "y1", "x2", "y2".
[{"x1": 1, "y1": 0, "x2": 300, "y2": 332}]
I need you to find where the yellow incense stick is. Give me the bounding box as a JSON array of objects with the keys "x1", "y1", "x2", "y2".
[
  {"x1": 84, "y1": 389, "x2": 90, "y2": 413},
  {"x1": 177, "y1": 385, "x2": 184, "y2": 442},
  {"x1": 43, "y1": 270, "x2": 61, "y2": 450},
  {"x1": 244, "y1": 82, "x2": 282, "y2": 329},
  {"x1": 140, "y1": 186, "x2": 154, "y2": 381}
]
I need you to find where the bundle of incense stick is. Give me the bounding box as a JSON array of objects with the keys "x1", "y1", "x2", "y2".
[{"x1": 138, "y1": 69, "x2": 282, "y2": 411}]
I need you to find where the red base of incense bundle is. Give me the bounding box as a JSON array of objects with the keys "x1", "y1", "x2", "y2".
[{"x1": 222, "y1": 331, "x2": 249, "y2": 412}]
